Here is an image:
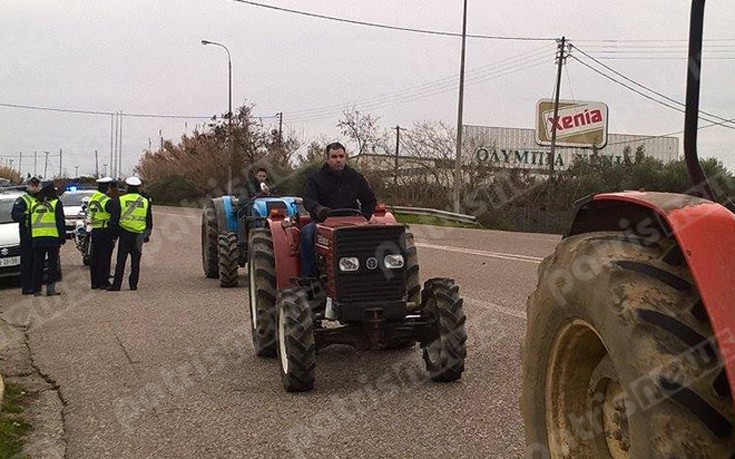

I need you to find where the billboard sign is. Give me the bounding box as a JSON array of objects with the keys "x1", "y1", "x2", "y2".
[{"x1": 535, "y1": 99, "x2": 609, "y2": 148}]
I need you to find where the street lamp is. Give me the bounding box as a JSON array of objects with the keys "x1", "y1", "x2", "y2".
[{"x1": 202, "y1": 39, "x2": 233, "y2": 195}]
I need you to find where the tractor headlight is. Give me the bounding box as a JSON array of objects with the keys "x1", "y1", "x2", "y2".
[
  {"x1": 383, "y1": 254, "x2": 404, "y2": 269},
  {"x1": 339, "y1": 257, "x2": 359, "y2": 272}
]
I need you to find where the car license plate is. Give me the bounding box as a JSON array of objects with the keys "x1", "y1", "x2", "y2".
[{"x1": 0, "y1": 256, "x2": 20, "y2": 267}]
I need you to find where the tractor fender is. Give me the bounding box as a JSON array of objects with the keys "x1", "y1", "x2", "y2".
[
  {"x1": 211, "y1": 196, "x2": 239, "y2": 233},
  {"x1": 267, "y1": 215, "x2": 302, "y2": 289},
  {"x1": 568, "y1": 191, "x2": 735, "y2": 399}
]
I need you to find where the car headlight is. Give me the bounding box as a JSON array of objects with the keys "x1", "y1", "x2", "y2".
[
  {"x1": 384, "y1": 254, "x2": 404, "y2": 269},
  {"x1": 339, "y1": 257, "x2": 359, "y2": 272}
]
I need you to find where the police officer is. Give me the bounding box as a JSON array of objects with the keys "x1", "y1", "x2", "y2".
[
  {"x1": 30, "y1": 181, "x2": 65, "y2": 296},
  {"x1": 109, "y1": 177, "x2": 152, "y2": 291},
  {"x1": 10, "y1": 177, "x2": 41, "y2": 294},
  {"x1": 88, "y1": 177, "x2": 118, "y2": 290}
]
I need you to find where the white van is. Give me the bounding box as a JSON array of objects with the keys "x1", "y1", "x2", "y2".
[{"x1": 0, "y1": 192, "x2": 22, "y2": 278}]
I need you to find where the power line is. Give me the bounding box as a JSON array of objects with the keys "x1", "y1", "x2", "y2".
[
  {"x1": 572, "y1": 44, "x2": 735, "y2": 129},
  {"x1": 574, "y1": 38, "x2": 735, "y2": 44},
  {"x1": 0, "y1": 102, "x2": 277, "y2": 120},
  {"x1": 288, "y1": 46, "x2": 555, "y2": 123},
  {"x1": 604, "y1": 115, "x2": 735, "y2": 147},
  {"x1": 287, "y1": 44, "x2": 554, "y2": 120},
  {"x1": 229, "y1": 0, "x2": 555, "y2": 42},
  {"x1": 288, "y1": 57, "x2": 550, "y2": 124}
]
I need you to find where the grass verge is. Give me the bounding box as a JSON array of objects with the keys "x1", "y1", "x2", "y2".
[{"x1": 0, "y1": 383, "x2": 32, "y2": 458}]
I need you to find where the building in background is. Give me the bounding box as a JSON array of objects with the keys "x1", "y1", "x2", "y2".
[
  {"x1": 353, "y1": 125, "x2": 679, "y2": 182},
  {"x1": 466, "y1": 125, "x2": 679, "y2": 171}
]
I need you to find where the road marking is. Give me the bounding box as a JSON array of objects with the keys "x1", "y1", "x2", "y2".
[
  {"x1": 415, "y1": 242, "x2": 544, "y2": 264},
  {"x1": 155, "y1": 211, "x2": 199, "y2": 218},
  {"x1": 464, "y1": 297, "x2": 527, "y2": 321}
]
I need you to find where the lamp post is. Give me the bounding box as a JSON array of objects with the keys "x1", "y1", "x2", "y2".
[{"x1": 202, "y1": 39, "x2": 233, "y2": 195}]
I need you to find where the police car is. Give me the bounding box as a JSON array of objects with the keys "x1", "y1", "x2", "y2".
[
  {"x1": 60, "y1": 186, "x2": 96, "y2": 237},
  {"x1": 0, "y1": 191, "x2": 23, "y2": 278}
]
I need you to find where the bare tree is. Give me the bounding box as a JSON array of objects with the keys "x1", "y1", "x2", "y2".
[{"x1": 337, "y1": 106, "x2": 388, "y2": 155}]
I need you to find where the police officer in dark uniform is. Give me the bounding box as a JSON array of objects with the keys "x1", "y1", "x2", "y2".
[
  {"x1": 88, "y1": 176, "x2": 118, "y2": 290},
  {"x1": 109, "y1": 177, "x2": 153, "y2": 291},
  {"x1": 30, "y1": 181, "x2": 65, "y2": 296},
  {"x1": 11, "y1": 177, "x2": 41, "y2": 294}
]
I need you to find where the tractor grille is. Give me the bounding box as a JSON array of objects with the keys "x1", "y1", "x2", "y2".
[{"x1": 334, "y1": 225, "x2": 406, "y2": 303}]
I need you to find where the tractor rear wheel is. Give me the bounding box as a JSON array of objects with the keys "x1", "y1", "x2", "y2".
[
  {"x1": 522, "y1": 231, "x2": 734, "y2": 458},
  {"x1": 201, "y1": 200, "x2": 219, "y2": 278},
  {"x1": 248, "y1": 228, "x2": 278, "y2": 357},
  {"x1": 217, "y1": 231, "x2": 239, "y2": 288},
  {"x1": 276, "y1": 286, "x2": 316, "y2": 392},
  {"x1": 421, "y1": 278, "x2": 467, "y2": 382}
]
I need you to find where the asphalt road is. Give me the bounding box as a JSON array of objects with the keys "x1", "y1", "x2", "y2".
[{"x1": 0, "y1": 206, "x2": 560, "y2": 458}]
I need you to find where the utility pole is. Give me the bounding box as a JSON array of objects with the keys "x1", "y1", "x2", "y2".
[
  {"x1": 110, "y1": 113, "x2": 114, "y2": 178},
  {"x1": 75, "y1": 165, "x2": 79, "y2": 178},
  {"x1": 277, "y1": 112, "x2": 283, "y2": 146},
  {"x1": 18, "y1": 152, "x2": 22, "y2": 176},
  {"x1": 453, "y1": 0, "x2": 469, "y2": 214},
  {"x1": 95, "y1": 150, "x2": 99, "y2": 177},
  {"x1": 549, "y1": 36, "x2": 567, "y2": 177},
  {"x1": 59, "y1": 148, "x2": 63, "y2": 178},
  {"x1": 394, "y1": 125, "x2": 401, "y2": 185},
  {"x1": 118, "y1": 111, "x2": 123, "y2": 177},
  {"x1": 44, "y1": 151, "x2": 49, "y2": 178},
  {"x1": 34, "y1": 151, "x2": 37, "y2": 176}
]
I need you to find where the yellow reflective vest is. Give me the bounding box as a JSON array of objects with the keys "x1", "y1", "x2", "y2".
[
  {"x1": 20, "y1": 193, "x2": 37, "y2": 226},
  {"x1": 119, "y1": 193, "x2": 149, "y2": 234},
  {"x1": 88, "y1": 191, "x2": 111, "y2": 229},
  {"x1": 31, "y1": 199, "x2": 60, "y2": 239}
]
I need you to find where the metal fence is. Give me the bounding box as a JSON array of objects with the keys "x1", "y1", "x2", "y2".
[{"x1": 387, "y1": 205, "x2": 477, "y2": 224}]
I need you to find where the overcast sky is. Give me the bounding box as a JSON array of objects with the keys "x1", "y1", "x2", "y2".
[{"x1": 1, "y1": 0, "x2": 734, "y2": 178}]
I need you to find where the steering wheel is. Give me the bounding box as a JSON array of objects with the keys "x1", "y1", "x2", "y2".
[{"x1": 329, "y1": 208, "x2": 363, "y2": 217}]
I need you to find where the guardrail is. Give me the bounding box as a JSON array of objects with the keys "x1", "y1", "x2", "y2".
[{"x1": 387, "y1": 205, "x2": 477, "y2": 224}]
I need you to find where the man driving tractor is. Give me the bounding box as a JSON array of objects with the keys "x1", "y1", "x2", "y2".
[{"x1": 300, "y1": 142, "x2": 377, "y2": 277}]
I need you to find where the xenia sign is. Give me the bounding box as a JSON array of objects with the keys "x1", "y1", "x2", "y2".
[{"x1": 535, "y1": 100, "x2": 609, "y2": 149}]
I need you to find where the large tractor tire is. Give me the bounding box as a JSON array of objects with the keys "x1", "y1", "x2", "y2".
[
  {"x1": 201, "y1": 200, "x2": 219, "y2": 278},
  {"x1": 248, "y1": 228, "x2": 278, "y2": 357},
  {"x1": 421, "y1": 278, "x2": 467, "y2": 382},
  {"x1": 522, "y1": 231, "x2": 734, "y2": 458},
  {"x1": 217, "y1": 231, "x2": 239, "y2": 288},
  {"x1": 404, "y1": 227, "x2": 421, "y2": 308},
  {"x1": 276, "y1": 287, "x2": 316, "y2": 392},
  {"x1": 385, "y1": 228, "x2": 422, "y2": 350}
]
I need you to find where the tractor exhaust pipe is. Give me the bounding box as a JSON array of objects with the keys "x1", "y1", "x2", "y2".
[{"x1": 684, "y1": 0, "x2": 716, "y2": 201}]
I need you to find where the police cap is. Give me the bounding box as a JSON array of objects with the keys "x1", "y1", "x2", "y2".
[{"x1": 125, "y1": 176, "x2": 142, "y2": 187}]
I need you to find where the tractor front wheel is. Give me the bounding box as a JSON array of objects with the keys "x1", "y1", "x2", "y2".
[
  {"x1": 201, "y1": 200, "x2": 219, "y2": 278},
  {"x1": 522, "y1": 232, "x2": 734, "y2": 458},
  {"x1": 276, "y1": 287, "x2": 316, "y2": 392},
  {"x1": 248, "y1": 228, "x2": 278, "y2": 357},
  {"x1": 421, "y1": 278, "x2": 467, "y2": 382},
  {"x1": 217, "y1": 231, "x2": 239, "y2": 288}
]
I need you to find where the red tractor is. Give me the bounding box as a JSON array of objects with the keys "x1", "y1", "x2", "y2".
[
  {"x1": 522, "y1": 1, "x2": 735, "y2": 457},
  {"x1": 247, "y1": 204, "x2": 467, "y2": 392}
]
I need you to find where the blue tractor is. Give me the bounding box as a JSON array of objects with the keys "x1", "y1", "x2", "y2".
[{"x1": 201, "y1": 195, "x2": 302, "y2": 287}]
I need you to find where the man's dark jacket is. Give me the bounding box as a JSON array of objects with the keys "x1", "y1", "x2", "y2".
[{"x1": 303, "y1": 164, "x2": 377, "y2": 220}]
